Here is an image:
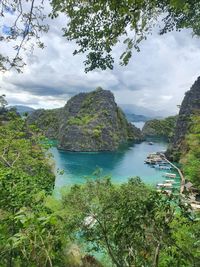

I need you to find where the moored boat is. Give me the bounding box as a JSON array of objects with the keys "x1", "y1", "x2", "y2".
[{"x1": 163, "y1": 173, "x2": 176, "y2": 178}]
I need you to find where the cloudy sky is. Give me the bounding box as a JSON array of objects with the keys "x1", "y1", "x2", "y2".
[{"x1": 1, "y1": 4, "x2": 200, "y2": 116}]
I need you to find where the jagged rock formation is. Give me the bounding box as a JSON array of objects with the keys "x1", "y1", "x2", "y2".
[
  {"x1": 58, "y1": 88, "x2": 142, "y2": 151},
  {"x1": 142, "y1": 116, "x2": 177, "y2": 139},
  {"x1": 27, "y1": 108, "x2": 62, "y2": 139},
  {"x1": 167, "y1": 76, "x2": 200, "y2": 160}
]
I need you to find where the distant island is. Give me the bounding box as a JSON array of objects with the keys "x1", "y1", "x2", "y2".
[
  {"x1": 142, "y1": 116, "x2": 177, "y2": 140},
  {"x1": 9, "y1": 105, "x2": 35, "y2": 115},
  {"x1": 125, "y1": 113, "x2": 151, "y2": 122}
]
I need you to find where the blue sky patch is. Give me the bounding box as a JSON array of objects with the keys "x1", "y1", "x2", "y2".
[{"x1": 2, "y1": 25, "x2": 12, "y2": 35}]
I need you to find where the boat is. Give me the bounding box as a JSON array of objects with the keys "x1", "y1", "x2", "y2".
[
  {"x1": 165, "y1": 179, "x2": 175, "y2": 183},
  {"x1": 156, "y1": 189, "x2": 172, "y2": 195},
  {"x1": 144, "y1": 159, "x2": 152, "y2": 164},
  {"x1": 154, "y1": 165, "x2": 171, "y2": 170},
  {"x1": 157, "y1": 182, "x2": 173, "y2": 188},
  {"x1": 163, "y1": 173, "x2": 176, "y2": 178},
  {"x1": 157, "y1": 183, "x2": 164, "y2": 186},
  {"x1": 158, "y1": 161, "x2": 168, "y2": 165}
]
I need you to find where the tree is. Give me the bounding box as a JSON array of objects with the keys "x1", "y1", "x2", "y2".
[
  {"x1": 181, "y1": 115, "x2": 200, "y2": 189},
  {"x1": 61, "y1": 177, "x2": 198, "y2": 267},
  {"x1": 0, "y1": 111, "x2": 99, "y2": 267},
  {"x1": 1, "y1": 0, "x2": 200, "y2": 72},
  {"x1": 0, "y1": 0, "x2": 48, "y2": 72},
  {"x1": 51, "y1": 0, "x2": 200, "y2": 72},
  {"x1": 0, "y1": 95, "x2": 8, "y2": 109},
  {"x1": 0, "y1": 114, "x2": 59, "y2": 266},
  {"x1": 159, "y1": 215, "x2": 200, "y2": 267}
]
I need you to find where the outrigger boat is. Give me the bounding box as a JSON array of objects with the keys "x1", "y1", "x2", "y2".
[
  {"x1": 157, "y1": 183, "x2": 173, "y2": 188},
  {"x1": 165, "y1": 179, "x2": 175, "y2": 183},
  {"x1": 163, "y1": 173, "x2": 176, "y2": 178},
  {"x1": 154, "y1": 165, "x2": 171, "y2": 170}
]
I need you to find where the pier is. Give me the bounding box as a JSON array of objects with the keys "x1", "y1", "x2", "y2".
[
  {"x1": 144, "y1": 152, "x2": 185, "y2": 194},
  {"x1": 160, "y1": 153, "x2": 185, "y2": 194}
]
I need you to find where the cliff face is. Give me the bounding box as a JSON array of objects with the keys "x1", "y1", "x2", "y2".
[
  {"x1": 27, "y1": 108, "x2": 62, "y2": 139},
  {"x1": 173, "y1": 77, "x2": 200, "y2": 147},
  {"x1": 168, "y1": 77, "x2": 200, "y2": 160},
  {"x1": 58, "y1": 88, "x2": 142, "y2": 151},
  {"x1": 142, "y1": 116, "x2": 177, "y2": 139}
]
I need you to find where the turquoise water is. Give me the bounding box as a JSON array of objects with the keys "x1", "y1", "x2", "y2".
[{"x1": 50, "y1": 138, "x2": 177, "y2": 190}]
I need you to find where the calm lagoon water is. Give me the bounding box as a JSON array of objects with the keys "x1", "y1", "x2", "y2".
[{"x1": 51, "y1": 138, "x2": 170, "y2": 190}]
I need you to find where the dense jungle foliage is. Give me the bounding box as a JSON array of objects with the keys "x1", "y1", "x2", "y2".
[
  {"x1": 181, "y1": 115, "x2": 200, "y2": 190},
  {"x1": 142, "y1": 116, "x2": 177, "y2": 140},
  {"x1": 0, "y1": 98, "x2": 200, "y2": 266}
]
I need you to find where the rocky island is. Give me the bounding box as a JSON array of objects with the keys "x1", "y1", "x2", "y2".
[
  {"x1": 142, "y1": 116, "x2": 177, "y2": 140},
  {"x1": 28, "y1": 88, "x2": 142, "y2": 151},
  {"x1": 172, "y1": 77, "x2": 200, "y2": 149}
]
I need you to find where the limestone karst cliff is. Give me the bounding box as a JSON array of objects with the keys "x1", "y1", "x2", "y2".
[
  {"x1": 28, "y1": 88, "x2": 142, "y2": 151},
  {"x1": 58, "y1": 88, "x2": 142, "y2": 151},
  {"x1": 167, "y1": 76, "x2": 200, "y2": 160},
  {"x1": 27, "y1": 108, "x2": 62, "y2": 139},
  {"x1": 142, "y1": 116, "x2": 177, "y2": 140}
]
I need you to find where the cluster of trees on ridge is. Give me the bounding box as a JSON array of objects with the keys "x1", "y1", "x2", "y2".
[
  {"x1": 142, "y1": 116, "x2": 177, "y2": 140},
  {"x1": 181, "y1": 115, "x2": 200, "y2": 190},
  {"x1": 0, "y1": 96, "x2": 200, "y2": 266}
]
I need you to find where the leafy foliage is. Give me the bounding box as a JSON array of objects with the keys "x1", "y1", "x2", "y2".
[
  {"x1": 181, "y1": 115, "x2": 200, "y2": 189},
  {"x1": 0, "y1": 114, "x2": 65, "y2": 266},
  {"x1": 2, "y1": 1, "x2": 200, "y2": 72},
  {"x1": 61, "y1": 177, "x2": 200, "y2": 267},
  {"x1": 0, "y1": 102, "x2": 200, "y2": 266},
  {"x1": 142, "y1": 116, "x2": 177, "y2": 139},
  {"x1": 68, "y1": 114, "x2": 94, "y2": 126},
  {"x1": 0, "y1": 0, "x2": 49, "y2": 72},
  {"x1": 51, "y1": 0, "x2": 200, "y2": 71},
  {"x1": 27, "y1": 108, "x2": 61, "y2": 139}
]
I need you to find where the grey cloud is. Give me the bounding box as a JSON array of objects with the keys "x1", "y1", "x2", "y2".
[
  {"x1": 6, "y1": 96, "x2": 39, "y2": 106},
  {"x1": 1, "y1": 5, "x2": 200, "y2": 115}
]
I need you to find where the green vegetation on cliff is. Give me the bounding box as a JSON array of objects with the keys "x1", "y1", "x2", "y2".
[
  {"x1": 27, "y1": 108, "x2": 61, "y2": 139},
  {"x1": 58, "y1": 88, "x2": 142, "y2": 151},
  {"x1": 142, "y1": 116, "x2": 177, "y2": 139},
  {"x1": 167, "y1": 77, "x2": 200, "y2": 189},
  {"x1": 27, "y1": 89, "x2": 142, "y2": 151},
  {"x1": 180, "y1": 115, "x2": 200, "y2": 189}
]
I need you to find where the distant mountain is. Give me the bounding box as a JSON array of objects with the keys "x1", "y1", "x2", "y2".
[
  {"x1": 125, "y1": 113, "x2": 151, "y2": 122},
  {"x1": 9, "y1": 105, "x2": 35, "y2": 115},
  {"x1": 119, "y1": 104, "x2": 174, "y2": 118}
]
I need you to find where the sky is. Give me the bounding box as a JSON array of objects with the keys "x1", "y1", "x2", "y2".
[{"x1": 1, "y1": 4, "x2": 200, "y2": 116}]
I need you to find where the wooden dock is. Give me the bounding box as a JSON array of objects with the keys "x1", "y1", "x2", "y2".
[{"x1": 160, "y1": 153, "x2": 185, "y2": 194}]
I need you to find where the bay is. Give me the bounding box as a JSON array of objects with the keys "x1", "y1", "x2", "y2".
[{"x1": 51, "y1": 138, "x2": 170, "y2": 190}]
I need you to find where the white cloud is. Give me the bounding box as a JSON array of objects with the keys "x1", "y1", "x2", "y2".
[{"x1": 1, "y1": 5, "x2": 200, "y2": 115}]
